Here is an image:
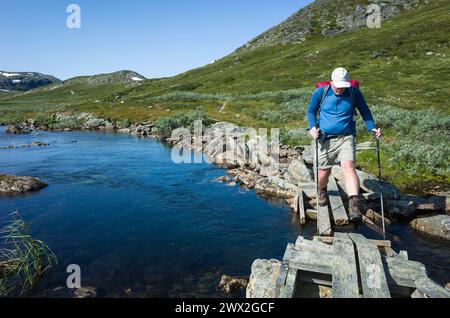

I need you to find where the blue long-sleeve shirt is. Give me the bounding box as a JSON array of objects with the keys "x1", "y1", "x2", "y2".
[{"x1": 307, "y1": 86, "x2": 376, "y2": 136}]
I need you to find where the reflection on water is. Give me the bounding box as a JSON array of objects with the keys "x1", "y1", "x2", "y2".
[{"x1": 0, "y1": 127, "x2": 448, "y2": 297}]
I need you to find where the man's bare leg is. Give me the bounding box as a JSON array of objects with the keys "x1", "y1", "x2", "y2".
[
  {"x1": 318, "y1": 168, "x2": 332, "y2": 190},
  {"x1": 341, "y1": 160, "x2": 362, "y2": 221},
  {"x1": 341, "y1": 161, "x2": 359, "y2": 196},
  {"x1": 317, "y1": 168, "x2": 331, "y2": 206}
]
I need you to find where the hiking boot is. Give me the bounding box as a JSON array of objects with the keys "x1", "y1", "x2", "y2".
[
  {"x1": 349, "y1": 195, "x2": 362, "y2": 223},
  {"x1": 318, "y1": 188, "x2": 329, "y2": 207}
]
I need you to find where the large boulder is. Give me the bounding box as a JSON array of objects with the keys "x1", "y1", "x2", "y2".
[
  {"x1": 284, "y1": 158, "x2": 313, "y2": 185},
  {"x1": 0, "y1": 174, "x2": 48, "y2": 193},
  {"x1": 246, "y1": 259, "x2": 281, "y2": 298},
  {"x1": 410, "y1": 215, "x2": 450, "y2": 241},
  {"x1": 332, "y1": 165, "x2": 400, "y2": 199}
]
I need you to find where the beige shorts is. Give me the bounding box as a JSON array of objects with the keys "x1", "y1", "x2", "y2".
[{"x1": 312, "y1": 135, "x2": 356, "y2": 170}]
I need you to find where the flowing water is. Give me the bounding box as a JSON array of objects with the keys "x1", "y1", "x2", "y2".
[{"x1": 0, "y1": 127, "x2": 448, "y2": 297}]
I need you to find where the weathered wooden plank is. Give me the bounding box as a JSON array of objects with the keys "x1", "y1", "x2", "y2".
[
  {"x1": 317, "y1": 204, "x2": 332, "y2": 236},
  {"x1": 279, "y1": 268, "x2": 298, "y2": 298},
  {"x1": 332, "y1": 233, "x2": 360, "y2": 298},
  {"x1": 348, "y1": 233, "x2": 391, "y2": 298},
  {"x1": 298, "y1": 190, "x2": 306, "y2": 225},
  {"x1": 283, "y1": 243, "x2": 332, "y2": 275},
  {"x1": 293, "y1": 194, "x2": 299, "y2": 214},
  {"x1": 383, "y1": 256, "x2": 428, "y2": 288},
  {"x1": 275, "y1": 262, "x2": 289, "y2": 298},
  {"x1": 295, "y1": 236, "x2": 332, "y2": 255},
  {"x1": 314, "y1": 236, "x2": 391, "y2": 248},
  {"x1": 414, "y1": 276, "x2": 450, "y2": 298},
  {"x1": 328, "y1": 177, "x2": 349, "y2": 226}
]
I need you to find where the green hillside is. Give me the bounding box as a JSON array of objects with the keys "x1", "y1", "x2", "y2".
[{"x1": 0, "y1": 0, "x2": 448, "y2": 192}]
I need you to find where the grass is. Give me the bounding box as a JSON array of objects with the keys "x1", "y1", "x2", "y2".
[{"x1": 0, "y1": 211, "x2": 57, "y2": 296}]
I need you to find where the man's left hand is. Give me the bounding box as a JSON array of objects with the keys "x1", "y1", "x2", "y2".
[{"x1": 372, "y1": 128, "x2": 382, "y2": 140}]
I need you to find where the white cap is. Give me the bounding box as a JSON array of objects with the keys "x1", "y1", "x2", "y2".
[{"x1": 331, "y1": 67, "x2": 351, "y2": 88}]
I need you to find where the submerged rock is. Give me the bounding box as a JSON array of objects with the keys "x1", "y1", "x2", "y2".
[
  {"x1": 5, "y1": 125, "x2": 32, "y2": 134},
  {"x1": 410, "y1": 215, "x2": 450, "y2": 241},
  {"x1": 387, "y1": 200, "x2": 417, "y2": 219},
  {"x1": 218, "y1": 275, "x2": 248, "y2": 294},
  {"x1": 74, "y1": 287, "x2": 98, "y2": 298},
  {"x1": 0, "y1": 174, "x2": 48, "y2": 193},
  {"x1": 246, "y1": 259, "x2": 281, "y2": 298}
]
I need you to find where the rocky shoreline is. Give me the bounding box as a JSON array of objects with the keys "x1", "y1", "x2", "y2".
[{"x1": 2, "y1": 113, "x2": 449, "y2": 241}]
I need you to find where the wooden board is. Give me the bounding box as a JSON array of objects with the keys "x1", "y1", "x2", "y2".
[
  {"x1": 332, "y1": 233, "x2": 360, "y2": 298},
  {"x1": 414, "y1": 277, "x2": 450, "y2": 298},
  {"x1": 317, "y1": 204, "x2": 332, "y2": 236},
  {"x1": 327, "y1": 178, "x2": 349, "y2": 225},
  {"x1": 298, "y1": 190, "x2": 306, "y2": 225},
  {"x1": 383, "y1": 256, "x2": 428, "y2": 288},
  {"x1": 283, "y1": 243, "x2": 332, "y2": 275},
  {"x1": 279, "y1": 268, "x2": 298, "y2": 298},
  {"x1": 348, "y1": 233, "x2": 391, "y2": 298}
]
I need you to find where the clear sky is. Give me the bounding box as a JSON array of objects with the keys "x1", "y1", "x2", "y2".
[{"x1": 0, "y1": 0, "x2": 312, "y2": 80}]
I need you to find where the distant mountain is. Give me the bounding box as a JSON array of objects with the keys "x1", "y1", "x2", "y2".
[
  {"x1": 238, "y1": 0, "x2": 424, "y2": 51},
  {"x1": 0, "y1": 71, "x2": 61, "y2": 92},
  {"x1": 64, "y1": 70, "x2": 146, "y2": 86}
]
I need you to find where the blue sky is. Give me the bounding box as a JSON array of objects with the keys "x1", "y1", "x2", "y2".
[{"x1": 0, "y1": 0, "x2": 312, "y2": 80}]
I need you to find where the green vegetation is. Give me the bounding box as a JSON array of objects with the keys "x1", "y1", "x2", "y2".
[
  {"x1": 0, "y1": 211, "x2": 57, "y2": 296},
  {"x1": 0, "y1": 0, "x2": 448, "y2": 192}
]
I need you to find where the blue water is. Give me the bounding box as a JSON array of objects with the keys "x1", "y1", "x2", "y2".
[
  {"x1": 0, "y1": 127, "x2": 448, "y2": 297},
  {"x1": 0, "y1": 127, "x2": 313, "y2": 297}
]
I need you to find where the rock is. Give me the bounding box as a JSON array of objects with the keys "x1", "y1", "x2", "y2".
[
  {"x1": 5, "y1": 125, "x2": 32, "y2": 134},
  {"x1": 401, "y1": 194, "x2": 448, "y2": 213},
  {"x1": 216, "y1": 175, "x2": 231, "y2": 183},
  {"x1": 31, "y1": 141, "x2": 49, "y2": 147},
  {"x1": 386, "y1": 200, "x2": 417, "y2": 219},
  {"x1": 64, "y1": 128, "x2": 72, "y2": 132},
  {"x1": 410, "y1": 215, "x2": 450, "y2": 241},
  {"x1": 254, "y1": 176, "x2": 297, "y2": 198},
  {"x1": 259, "y1": 160, "x2": 280, "y2": 177},
  {"x1": 332, "y1": 165, "x2": 400, "y2": 199},
  {"x1": 285, "y1": 158, "x2": 313, "y2": 185},
  {"x1": 246, "y1": 259, "x2": 281, "y2": 298},
  {"x1": 74, "y1": 287, "x2": 97, "y2": 298},
  {"x1": 0, "y1": 174, "x2": 48, "y2": 193},
  {"x1": 218, "y1": 275, "x2": 248, "y2": 294},
  {"x1": 117, "y1": 128, "x2": 131, "y2": 134}
]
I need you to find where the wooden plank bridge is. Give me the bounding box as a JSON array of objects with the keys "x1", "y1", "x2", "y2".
[
  {"x1": 276, "y1": 176, "x2": 450, "y2": 298},
  {"x1": 276, "y1": 234, "x2": 450, "y2": 298}
]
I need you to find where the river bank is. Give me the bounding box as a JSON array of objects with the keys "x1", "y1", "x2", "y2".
[{"x1": 1, "y1": 112, "x2": 449, "y2": 296}]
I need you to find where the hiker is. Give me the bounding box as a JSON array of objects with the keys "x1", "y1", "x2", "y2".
[{"x1": 307, "y1": 67, "x2": 382, "y2": 222}]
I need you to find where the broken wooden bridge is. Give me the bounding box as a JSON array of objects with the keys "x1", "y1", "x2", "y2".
[{"x1": 275, "y1": 233, "x2": 450, "y2": 298}]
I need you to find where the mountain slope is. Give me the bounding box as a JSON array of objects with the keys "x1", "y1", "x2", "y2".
[
  {"x1": 238, "y1": 0, "x2": 424, "y2": 51},
  {"x1": 0, "y1": 0, "x2": 448, "y2": 117},
  {"x1": 0, "y1": 71, "x2": 61, "y2": 92}
]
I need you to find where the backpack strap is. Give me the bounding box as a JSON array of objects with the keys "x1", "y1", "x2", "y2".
[
  {"x1": 318, "y1": 85, "x2": 331, "y2": 115},
  {"x1": 349, "y1": 87, "x2": 358, "y2": 122}
]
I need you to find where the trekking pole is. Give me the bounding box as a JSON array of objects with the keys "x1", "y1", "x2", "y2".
[
  {"x1": 315, "y1": 135, "x2": 320, "y2": 221},
  {"x1": 376, "y1": 137, "x2": 386, "y2": 239}
]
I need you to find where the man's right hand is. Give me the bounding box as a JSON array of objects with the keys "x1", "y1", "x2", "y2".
[{"x1": 309, "y1": 127, "x2": 321, "y2": 139}]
